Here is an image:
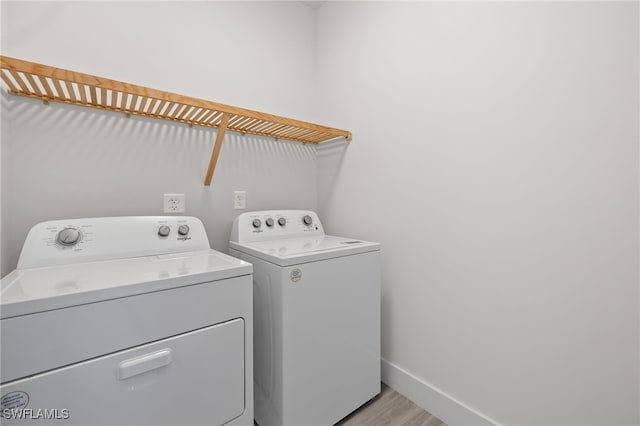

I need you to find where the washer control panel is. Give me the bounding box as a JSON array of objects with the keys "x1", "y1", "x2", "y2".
[
  {"x1": 230, "y1": 210, "x2": 324, "y2": 243},
  {"x1": 17, "y1": 216, "x2": 210, "y2": 269}
]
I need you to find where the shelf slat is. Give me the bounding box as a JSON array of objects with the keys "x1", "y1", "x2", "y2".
[{"x1": 0, "y1": 55, "x2": 352, "y2": 185}]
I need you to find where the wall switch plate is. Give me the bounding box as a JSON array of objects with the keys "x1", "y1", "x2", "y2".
[
  {"x1": 234, "y1": 191, "x2": 246, "y2": 209},
  {"x1": 164, "y1": 193, "x2": 185, "y2": 213}
]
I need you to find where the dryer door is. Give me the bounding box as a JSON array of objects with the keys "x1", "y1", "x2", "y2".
[{"x1": 0, "y1": 319, "x2": 245, "y2": 426}]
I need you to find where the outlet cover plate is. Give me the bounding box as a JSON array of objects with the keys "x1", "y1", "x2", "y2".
[
  {"x1": 164, "y1": 193, "x2": 185, "y2": 213},
  {"x1": 234, "y1": 191, "x2": 246, "y2": 209}
]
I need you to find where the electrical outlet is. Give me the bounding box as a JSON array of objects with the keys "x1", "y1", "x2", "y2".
[
  {"x1": 164, "y1": 193, "x2": 185, "y2": 213},
  {"x1": 234, "y1": 191, "x2": 246, "y2": 209}
]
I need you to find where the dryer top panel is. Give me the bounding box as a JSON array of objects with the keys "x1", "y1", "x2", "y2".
[
  {"x1": 1, "y1": 248, "x2": 251, "y2": 319},
  {"x1": 17, "y1": 216, "x2": 211, "y2": 269},
  {"x1": 2, "y1": 216, "x2": 252, "y2": 319}
]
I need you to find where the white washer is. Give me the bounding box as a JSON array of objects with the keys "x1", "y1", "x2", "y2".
[
  {"x1": 229, "y1": 210, "x2": 380, "y2": 426},
  {"x1": 1, "y1": 216, "x2": 253, "y2": 426}
]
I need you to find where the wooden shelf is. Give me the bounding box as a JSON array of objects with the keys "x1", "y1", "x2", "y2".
[{"x1": 0, "y1": 56, "x2": 351, "y2": 185}]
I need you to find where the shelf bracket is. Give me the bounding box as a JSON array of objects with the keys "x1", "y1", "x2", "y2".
[{"x1": 204, "y1": 113, "x2": 230, "y2": 186}]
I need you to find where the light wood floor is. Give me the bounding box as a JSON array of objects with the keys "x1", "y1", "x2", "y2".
[{"x1": 337, "y1": 384, "x2": 447, "y2": 426}]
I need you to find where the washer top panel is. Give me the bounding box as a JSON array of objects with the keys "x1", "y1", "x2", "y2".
[
  {"x1": 230, "y1": 235, "x2": 379, "y2": 266},
  {"x1": 230, "y1": 210, "x2": 324, "y2": 244}
]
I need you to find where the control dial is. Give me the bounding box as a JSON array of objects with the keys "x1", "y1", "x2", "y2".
[
  {"x1": 278, "y1": 217, "x2": 286, "y2": 227},
  {"x1": 178, "y1": 225, "x2": 190, "y2": 236},
  {"x1": 56, "y1": 227, "x2": 81, "y2": 247},
  {"x1": 252, "y1": 219, "x2": 262, "y2": 229},
  {"x1": 302, "y1": 215, "x2": 313, "y2": 226},
  {"x1": 265, "y1": 218, "x2": 274, "y2": 227},
  {"x1": 158, "y1": 225, "x2": 171, "y2": 237}
]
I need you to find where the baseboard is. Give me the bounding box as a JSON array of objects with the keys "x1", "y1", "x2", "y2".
[{"x1": 381, "y1": 358, "x2": 501, "y2": 426}]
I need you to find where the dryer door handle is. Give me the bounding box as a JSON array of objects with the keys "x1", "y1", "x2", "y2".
[{"x1": 117, "y1": 349, "x2": 173, "y2": 380}]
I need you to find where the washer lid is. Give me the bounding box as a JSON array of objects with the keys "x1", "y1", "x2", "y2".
[
  {"x1": 0, "y1": 249, "x2": 252, "y2": 319},
  {"x1": 229, "y1": 235, "x2": 380, "y2": 266}
]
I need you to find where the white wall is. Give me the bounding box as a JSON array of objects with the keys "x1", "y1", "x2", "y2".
[
  {"x1": 316, "y1": 2, "x2": 639, "y2": 426},
  {"x1": 1, "y1": 1, "x2": 319, "y2": 275}
]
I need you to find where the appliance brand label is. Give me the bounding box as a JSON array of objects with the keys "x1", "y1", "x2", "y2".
[
  {"x1": 0, "y1": 391, "x2": 29, "y2": 411},
  {"x1": 290, "y1": 268, "x2": 302, "y2": 283}
]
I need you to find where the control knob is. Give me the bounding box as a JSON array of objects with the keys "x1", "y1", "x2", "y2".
[
  {"x1": 178, "y1": 225, "x2": 190, "y2": 236},
  {"x1": 252, "y1": 219, "x2": 262, "y2": 229},
  {"x1": 56, "y1": 227, "x2": 81, "y2": 247},
  {"x1": 302, "y1": 215, "x2": 313, "y2": 226},
  {"x1": 158, "y1": 225, "x2": 171, "y2": 237},
  {"x1": 265, "y1": 218, "x2": 274, "y2": 227},
  {"x1": 278, "y1": 217, "x2": 286, "y2": 226}
]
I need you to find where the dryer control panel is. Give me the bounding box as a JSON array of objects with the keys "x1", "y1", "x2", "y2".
[
  {"x1": 230, "y1": 210, "x2": 324, "y2": 243},
  {"x1": 17, "y1": 216, "x2": 211, "y2": 269}
]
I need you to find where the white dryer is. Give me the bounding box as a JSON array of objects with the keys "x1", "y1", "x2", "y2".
[
  {"x1": 229, "y1": 210, "x2": 380, "y2": 426},
  {"x1": 1, "y1": 216, "x2": 253, "y2": 426}
]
